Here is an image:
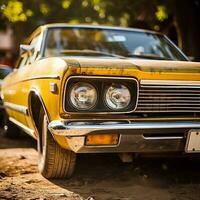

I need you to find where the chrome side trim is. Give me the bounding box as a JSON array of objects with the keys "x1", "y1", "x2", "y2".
[
  {"x1": 140, "y1": 80, "x2": 200, "y2": 86},
  {"x1": 9, "y1": 117, "x2": 36, "y2": 139},
  {"x1": 23, "y1": 75, "x2": 60, "y2": 81},
  {"x1": 63, "y1": 76, "x2": 139, "y2": 114},
  {"x1": 48, "y1": 120, "x2": 200, "y2": 137},
  {"x1": 4, "y1": 102, "x2": 28, "y2": 115},
  {"x1": 1, "y1": 76, "x2": 60, "y2": 88}
]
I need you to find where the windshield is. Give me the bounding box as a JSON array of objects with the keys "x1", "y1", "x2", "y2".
[{"x1": 44, "y1": 27, "x2": 187, "y2": 61}]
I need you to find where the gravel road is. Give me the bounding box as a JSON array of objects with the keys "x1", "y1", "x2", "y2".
[{"x1": 1, "y1": 133, "x2": 200, "y2": 200}]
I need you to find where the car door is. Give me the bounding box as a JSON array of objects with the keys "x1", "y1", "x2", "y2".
[
  {"x1": 2, "y1": 54, "x2": 29, "y2": 124},
  {"x1": 3, "y1": 32, "x2": 43, "y2": 128}
]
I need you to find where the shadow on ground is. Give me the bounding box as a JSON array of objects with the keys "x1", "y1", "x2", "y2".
[
  {"x1": 1, "y1": 132, "x2": 200, "y2": 200},
  {"x1": 50, "y1": 154, "x2": 200, "y2": 199},
  {"x1": 0, "y1": 131, "x2": 36, "y2": 149}
]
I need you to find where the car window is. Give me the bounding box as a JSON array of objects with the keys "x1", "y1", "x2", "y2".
[{"x1": 44, "y1": 28, "x2": 187, "y2": 61}]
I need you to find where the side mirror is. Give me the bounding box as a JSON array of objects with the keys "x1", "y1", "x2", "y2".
[{"x1": 20, "y1": 44, "x2": 34, "y2": 56}]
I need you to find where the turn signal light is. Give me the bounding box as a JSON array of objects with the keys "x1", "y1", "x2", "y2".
[{"x1": 85, "y1": 134, "x2": 119, "y2": 146}]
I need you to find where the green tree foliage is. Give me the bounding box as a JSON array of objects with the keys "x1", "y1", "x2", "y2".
[
  {"x1": 0, "y1": 0, "x2": 200, "y2": 60},
  {"x1": 2, "y1": 0, "x2": 33, "y2": 22},
  {"x1": 155, "y1": 5, "x2": 168, "y2": 21},
  {"x1": 0, "y1": 0, "x2": 157, "y2": 28}
]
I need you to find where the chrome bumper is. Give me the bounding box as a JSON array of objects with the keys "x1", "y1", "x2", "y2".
[{"x1": 48, "y1": 120, "x2": 200, "y2": 153}]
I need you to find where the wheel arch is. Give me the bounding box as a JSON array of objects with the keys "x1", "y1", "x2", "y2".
[{"x1": 28, "y1": 89, "x2": 50, "y2": 138}]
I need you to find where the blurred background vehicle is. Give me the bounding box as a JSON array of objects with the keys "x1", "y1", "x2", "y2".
[{"x1": 0, "y1": 65, "x2": 12, "y2": 128}]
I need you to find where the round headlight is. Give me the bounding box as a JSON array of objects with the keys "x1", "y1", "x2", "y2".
[
  {"x1": 105, "y1": 84, "x2": 131, "y2": 110},
  {"x1": 69, "y1": 82, "x2": 97, "y2": 110}
]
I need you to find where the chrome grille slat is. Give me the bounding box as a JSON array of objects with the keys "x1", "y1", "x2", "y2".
[
  {"x1": 140, "y1": 93, "x2": 200, "y2": 96},
  {"x1": 140, "y1": 89, "x2": 200, "y2": 92},
  {"x1": 139, "y1": 99, "x2": 200, "y2": 102},
  {"x1": 138, "y1": 103, "x2": 200, "y2": 106},
  {"x1": 137, "y1": 107, "x2": 200, "y2": 109},
  {"x1": 141, "y1": 86, "x2": 200, "y2": 88},
  {"x1": 135, "y1": 81, "x2": 200, "y2": 113},
  {"x1": 139, "y1": 96, "x2": 200, "y2": 99}
]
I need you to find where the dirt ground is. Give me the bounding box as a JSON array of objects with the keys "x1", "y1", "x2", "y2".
[{"x1": 1, "y1": 133, "x2": 200, "y2": 200}]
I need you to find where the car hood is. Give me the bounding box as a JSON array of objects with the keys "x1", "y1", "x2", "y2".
[
  {"x1": 62, "y1": 57, "x2": 200, "y2": 81},
  {"x1": 128, "y1": 59, "x2": 200, "y2": 73},
  {"x1": 64, "y1": 57, "x2": 200, "y2": 73}
]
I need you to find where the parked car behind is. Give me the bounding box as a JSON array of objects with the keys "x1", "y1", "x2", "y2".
[
  {"x1": 0, "y1": 65, "x2": 12, "y2": 88},
  {"x1": 1, "y1": 24, "x2": 200, "y2": 179},
  {"x1": 0, "y1": 65, "x2": 12, "y2": 128}
]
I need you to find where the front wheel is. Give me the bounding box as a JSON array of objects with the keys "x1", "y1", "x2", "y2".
[{"x1": 37, "y1": 109, "x2": 76, "y2": 179}]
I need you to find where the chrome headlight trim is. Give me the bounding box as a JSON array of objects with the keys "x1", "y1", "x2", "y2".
[{"x1": 63, "y1": 76, "x2": 139, "y2": 114}]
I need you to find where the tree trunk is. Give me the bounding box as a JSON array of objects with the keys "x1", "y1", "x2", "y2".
[{"x1": 172, "y1": 0, "x2": 200, "y2": 61}]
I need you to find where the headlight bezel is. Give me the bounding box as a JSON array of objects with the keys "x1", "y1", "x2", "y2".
[{"x1": 64, "y1": 76, "x2": 138, "y2": 114}]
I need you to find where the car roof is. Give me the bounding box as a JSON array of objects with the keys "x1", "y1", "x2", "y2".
[
  {"x1": 25, "y1": 23, "x2": 162, "y2": 44},
  {"x1": 41, "y1": 23, "x2": 160, "y2": 35}
]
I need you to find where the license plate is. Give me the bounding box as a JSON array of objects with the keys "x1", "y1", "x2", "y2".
[{"x1": 185, "y1": 130, "x2": 200, "y2": 153}]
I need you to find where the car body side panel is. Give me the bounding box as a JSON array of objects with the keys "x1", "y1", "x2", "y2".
[
  {"x1": 1, "y1": 57, "x2": 68, "y2": 138},
  {"x1": 3, "y1": 57, "x2": 200, "y2": 124}
]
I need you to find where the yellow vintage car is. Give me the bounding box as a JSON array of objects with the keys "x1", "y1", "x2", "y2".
[{"x1": 2, "y1": 24, "x2": 200, "y2": 179}]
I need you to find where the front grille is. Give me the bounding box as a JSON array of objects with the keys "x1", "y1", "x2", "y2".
[{"x1": 135, "y1": 80, "x2": 200, "y2": 113}]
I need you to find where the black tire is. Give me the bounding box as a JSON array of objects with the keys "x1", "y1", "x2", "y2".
[
  {"x1": 1, "y1": 112, "x2": 21, "y2": 138},
  {"x1": 37, "y1": 108, "x2": 76, "y2": 179}
]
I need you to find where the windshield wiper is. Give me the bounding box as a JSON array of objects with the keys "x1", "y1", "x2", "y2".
[
  {"x1": 60, "y1": 49, "x2": 169, "y2": 60},
  {"x1": 127, "y1": 53, "x2": 168, "y2": 60},
  {"x1": 60, "y1": 49, "x2": 126, "y2": 59}
]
